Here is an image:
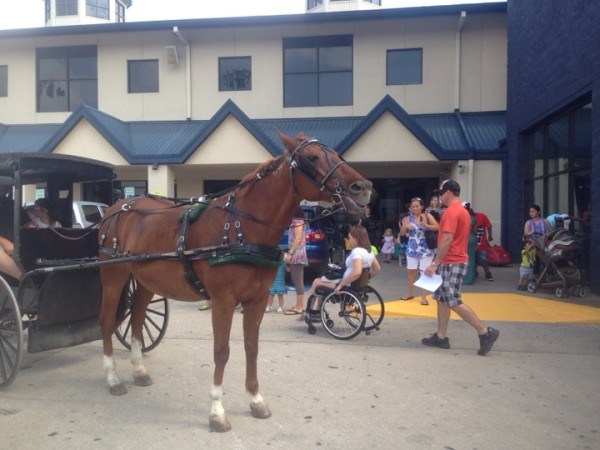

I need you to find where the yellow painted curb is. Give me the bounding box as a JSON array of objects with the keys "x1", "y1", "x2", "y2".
[{"x1": 367, "y1": 293, "x2": 600, "y2": 323}]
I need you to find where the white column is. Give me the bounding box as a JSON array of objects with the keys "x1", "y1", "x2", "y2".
[{"x1": 147, "y1": 164, "x2": 175, "y2": 197}]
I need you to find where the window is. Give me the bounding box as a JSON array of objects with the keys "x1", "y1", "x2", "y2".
[
  {"x1": 307, "y1": 0, "x2": 323, "y2": 9},
  {"x1": 45, "y1": 0, "x2": 51, "y2": 22},
  {"x1": 219, "y1": 57, "x2": 251, "y2": 91},
  {"x1": 0, "y1": 66, "x2": 7, "y2": 97},
  {"x1": 87, "y1": 0, "x2": 109, "y2": 20},
  {"x1": 524, "y1": 100, "x2": 592, "y2": 228},
  {"x1": 37, "y1": 46, "x2": 98, "y2": 112},
  {"x1": 283, "y1": 35, "x2": 353, "y2": 107},
  {"x1": 115, "y1": 0, "x2": 125, "y2": 22},
  {"x1": 387, "y1": 48, "x2": 423, "y2": 85},
  {"x1": 56, "y1": 0, "x2": 78, "y2": 16},
  {"x1": 128, "y1": 60, "x2": 159, "y2": 93}
]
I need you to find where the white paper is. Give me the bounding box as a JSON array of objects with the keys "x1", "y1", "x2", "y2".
[{"x1": 413, "y1": 271, "x2": 443, "y2": 292}]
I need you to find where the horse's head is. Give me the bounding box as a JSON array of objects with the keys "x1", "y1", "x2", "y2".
[{"x1": 279, "y1": 132, "x2": 372, "y2": 215}]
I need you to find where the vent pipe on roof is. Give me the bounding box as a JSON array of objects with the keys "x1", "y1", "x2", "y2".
[{"x1": 173, "y1": 26, "x2": 192, "y2": 120}]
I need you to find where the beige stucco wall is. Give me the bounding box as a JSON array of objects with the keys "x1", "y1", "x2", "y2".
[{"x1": 0, "y1": 12, "x2": 506, "y2": 124}]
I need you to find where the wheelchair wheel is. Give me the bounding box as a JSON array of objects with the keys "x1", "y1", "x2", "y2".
[
  {"x1": 320, "y1": 291, "x2": 366, "y2": 340},
  {"x1": 361, "y1": 285, "x2": 385, "y2": 332}
]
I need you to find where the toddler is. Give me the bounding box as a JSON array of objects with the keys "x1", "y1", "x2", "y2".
[
  {"x1": 266, "y1": 264, "x2": 287, "y2": 312},
  {"x1": 381, "y1": 228, "x2": 395, "y2": 263},
  {"x1": 518, "y1": 239, "x2": 536, "y2": 290}
]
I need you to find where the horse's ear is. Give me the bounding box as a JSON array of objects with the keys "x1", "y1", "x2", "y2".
[{"x1": 277, "y1": 131, "x2": 296, "y2": 152}]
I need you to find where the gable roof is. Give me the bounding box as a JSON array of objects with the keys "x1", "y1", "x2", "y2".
[{"x1": 0, "y1": 97, "x2": 506, "y2": 164}]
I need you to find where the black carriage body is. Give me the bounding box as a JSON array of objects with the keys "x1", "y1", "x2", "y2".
[{"x1": 0, "y1": 153, "x2": 114, "y2": 353}]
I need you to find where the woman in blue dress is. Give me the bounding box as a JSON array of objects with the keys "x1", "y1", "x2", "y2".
[{"x1": 398, "y1": 197, "x2": 439, "y2": 305}]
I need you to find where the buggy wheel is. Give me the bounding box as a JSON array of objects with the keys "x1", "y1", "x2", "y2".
[
  {"x1": 115, "y1": 278, "x2": 170, "y2": 353},
  {"x1": 0, "y1": 277, "x2": 22, "y2": 388},
  {"x1": 555, "y1": 287, "x2": 566, "y2": 298},
  {"x1": 320, "y1": 291, "x2": 366, "y2": 340},
  {"x1": 577, "y1": 286, "x2": 588, "y2": 298},
  {"x1": 361, "y1": 285, "x2": 385, "y2": 331},
  {"x1": 527, "y1": 282, "x2": 537, "y2": 293}
]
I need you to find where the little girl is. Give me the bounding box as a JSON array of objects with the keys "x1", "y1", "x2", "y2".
[
  {"x1": 518, "y1": 239, "x2": 537, "y2": 291},
  {"x1": 381, "y1": 228, "x2": 395, "y2": 263},
  {"x1": 266, "y1": 264, "x2": 287, "y2": 312}
]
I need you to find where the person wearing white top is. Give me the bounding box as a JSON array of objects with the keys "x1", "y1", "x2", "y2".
[{"x1": 296, "y1": 225, "x2": 381, "y2": 319}]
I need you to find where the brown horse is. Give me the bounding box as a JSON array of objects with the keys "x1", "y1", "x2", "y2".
[{"x1": 97, "y1": 132, "x2": 372, "y2": 432}]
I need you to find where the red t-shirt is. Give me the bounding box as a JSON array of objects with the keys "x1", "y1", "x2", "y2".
[
  {"x1": 474, "y1": 212, "x2": 492, "y2": 251},
  {"x1": 438, "y1": 201, "x2": 469, "y2": 264}
]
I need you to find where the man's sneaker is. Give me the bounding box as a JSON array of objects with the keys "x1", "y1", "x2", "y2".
[
  {"x1": 422, "y1": 333, "x2": 450, "y2": 349},
  {"x1": 478, "y1": 327, "x2": 500, "y2": 356},
  {"x1": 485, "y1": 272, "x2": 494, "y2": 281},
  {"x1": 265, "y1": 306, "x2": 273, "y2": 313}
]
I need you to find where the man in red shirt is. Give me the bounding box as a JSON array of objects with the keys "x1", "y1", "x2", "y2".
[
  {"x1": 423, "y1": 180, "x2": 499, "y2": 356},
  {"x1": 474, "y1": 208, "x2": 494, "y2": 281}
]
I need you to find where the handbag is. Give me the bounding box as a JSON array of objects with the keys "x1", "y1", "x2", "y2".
[
  {"x1": 322, "y1": 264, "x2": 344, "y2": 280},
  {"x1": 425, "y1": 230, "x2": 438, "y2": 249}
]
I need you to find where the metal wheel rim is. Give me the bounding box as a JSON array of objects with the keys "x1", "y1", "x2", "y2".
[
  {"x1": 0, "y1": 277, "x2": 23, "y2": 388},
  {"x1": 114, "y1": 278, "x2": 169, "y2": 353}
]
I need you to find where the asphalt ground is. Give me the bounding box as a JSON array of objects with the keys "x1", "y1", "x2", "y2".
[{"x1": 2, "y1": 257, "x2": 599, "y2": 449}]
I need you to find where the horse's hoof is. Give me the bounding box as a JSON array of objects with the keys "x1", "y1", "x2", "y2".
[
  {"x1": 250, "y1": 401, "x2": 272, "y2": 419},
  {"x1": 133, "y1": 373, "x2": 153, "y2": 387},
  {"x1": 209, "y1": 414, "x2": 232, "y2": 433},
  {"x1": 109, "y1": 384, "x2": 127, "y2": 396}
]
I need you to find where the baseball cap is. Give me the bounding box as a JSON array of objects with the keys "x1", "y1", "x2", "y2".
[{"x1": 434, "y1": 179, "x2": 461, "y2": 195}]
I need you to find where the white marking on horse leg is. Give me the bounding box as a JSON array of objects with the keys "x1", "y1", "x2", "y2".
[
  {"x1": 103, "y1": 355, "x2": 120, "y2": 387},
  {"x1": 208, "y1": 384, "x2": 231, "y2": 432},
  {"x1": 209, "y1": 384, "x2": 225, "y2": 417},
  {"x1": 103, "y1": 355, "x2": 126, "y2": 395},
  {"x1": 249, "y1": 392, "x2": 272, "y2": 419},
  {"x1": 131, "y1": 338, "x2": 152, "y2": 386}
]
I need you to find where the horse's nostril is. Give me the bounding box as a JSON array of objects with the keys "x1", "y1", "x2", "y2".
[{"x1": 350, "y1": 181, "x2": 366, "y2": 192}]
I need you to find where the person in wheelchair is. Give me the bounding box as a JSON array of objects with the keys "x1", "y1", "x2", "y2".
[{"x1": 301, "y1": 224, "x2": 381, "y2": 319}]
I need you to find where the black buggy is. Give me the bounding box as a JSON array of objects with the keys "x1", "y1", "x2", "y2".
[{"x1": 0, "y1": 153, "x2": 169, "y2": 388}]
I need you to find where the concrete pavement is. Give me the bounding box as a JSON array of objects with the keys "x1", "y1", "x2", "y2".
[{"x1": 1, "y1": 257, "x2": 599, "y2": 449}]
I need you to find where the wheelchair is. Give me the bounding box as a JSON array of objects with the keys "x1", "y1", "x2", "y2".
[{"x1": 304, "y1": 269, "x2": 385, "y2": 340}]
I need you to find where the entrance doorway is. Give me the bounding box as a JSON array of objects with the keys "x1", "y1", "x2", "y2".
[{"x1": 369, "y1": 177, "x2": 439, "y2": 235}]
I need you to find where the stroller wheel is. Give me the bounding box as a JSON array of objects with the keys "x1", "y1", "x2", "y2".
[
  {"x1": 577, "y1": 286, "x2": 588, "y2": 298},
  {"x1": 555, "y1": 287, "x2": 566, "y2": 298},
  {"x1": 527, "y1": 282, "x2": 537, "y2": 293}
]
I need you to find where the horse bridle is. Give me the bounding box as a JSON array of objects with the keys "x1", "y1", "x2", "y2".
[{"x1": 286, "y1": 139, "x2": 348, "y2": 208}]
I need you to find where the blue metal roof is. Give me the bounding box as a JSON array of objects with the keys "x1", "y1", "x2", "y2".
[
  {"x1": 0, "y1": 97, "x2": 506, "y2": 163},
  {"x1": 0, "y1": 124, "x2": 60, "y2": 154}
]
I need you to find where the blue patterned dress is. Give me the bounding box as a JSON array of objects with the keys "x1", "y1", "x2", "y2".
[
  {"x1": 405, "y1": 214, "x2": 434, "y2": 259},
  {"x1": 269, "y1": 265, "x2": 288, "y2": 295}
]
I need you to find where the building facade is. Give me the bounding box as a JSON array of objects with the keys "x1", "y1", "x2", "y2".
[
  {"x1": 506, "y1": 0, "x2": 599, "y2": 292},
  {"x1": 0, "y1": 4, "x2": 507, "y2": 240}
]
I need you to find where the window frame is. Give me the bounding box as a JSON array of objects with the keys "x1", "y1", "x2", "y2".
[
  {"x1": 127, "y1": 60, "x2": 159, "y2": 94},
  {"x1": 56, "y1": 0, "x2": 78, "y2": 16},
  {"x1": 36, "y1": 45, "x2": 98, "y2": 112},
  {"x1": 386, "y1": 48, "x2": 423, "y2": 86},
  {"x1": 86, "y1": 0, "x2": 110, "y2": 20},
  {"x1": 115, "y1": 0, "x2": 125, "y2": 22},
  {"x1": 218, "y1": 56, "x2": 252, "y2": 92},
  {"x1": 283, "y1": 34, "x2": 353, "y2": 108}
]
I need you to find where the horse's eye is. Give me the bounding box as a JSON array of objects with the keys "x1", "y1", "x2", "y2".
[{"x1": 308, "y1": 155, "x2": 319, "y2": 162}]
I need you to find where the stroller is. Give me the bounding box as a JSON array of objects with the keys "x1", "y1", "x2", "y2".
[{"x1": 527, "y1": 226, "x2": 588, "y2": 298}]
